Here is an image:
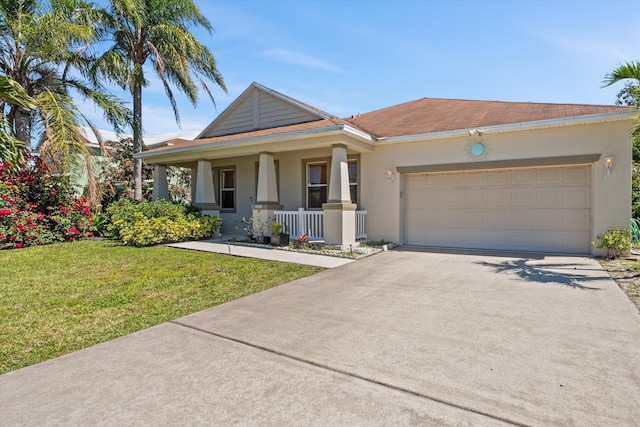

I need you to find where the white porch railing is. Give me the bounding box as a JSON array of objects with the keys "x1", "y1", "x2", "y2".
[
  {"x1": 274, "y1": 208, "x2": 367, "y2": 240},
  {"x1": 356, "y1": 210, "x2": 367, "y2": 239}
]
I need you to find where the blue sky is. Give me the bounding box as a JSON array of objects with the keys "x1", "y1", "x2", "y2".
[{"x1": 83, "y1": 0, "x2": 640, "y2": 136}]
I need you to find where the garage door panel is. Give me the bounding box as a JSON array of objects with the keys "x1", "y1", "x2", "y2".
[
  {"x1": 512, "y1": 189, "x2": 537, "y2": 208},
  {"x1": 464, "y1": 209, "x2": 488, "y2": 228},
  {"x1": 486, "y1": 210, "x2": 512, "y2": 229},
  {"x1": 562, "y1": 231, "x2": 591, "y2": 252},
  {"x1": 562, "y1": 209, "x2": 590, "y2": 231},
  {"x1": 537, "y1": 188, "x2": 563, "y2": 207},
  {"x1": 445, "y1": 190, "x2": 466, "y2": 208},
  {"x1": 404, "y1": 165, "x2": 592, "y2": 254},
  {"x1": 564, "y1": 165, "x2": 590, "y2": 184},
  {"x1": 537, "y1": 168, "x2": 563, "y2": 185},
  {"x1": 465, "y1": 172, "x2": 487, "y2": 186},
  {"x1": 465, "y1": 190, "x2": 487, "y2": 207},
  {"x1": 564, "y1": 188, "x2": 590, "y2": 207},
  {"x1": 444, "y1": 173, "x2": 466, "y2": 187},
  {"x1": 487, "y1": 170, "x2": 509, "y2": 186},
  {"x1": 487, "y1": 189, "x2": 511, "y2": 207},
  {"x1": 511, "y1": 169, "x2": 537, "y2": 186},
  {"x1": 535, "y1": 209, "x2": 567, "y2": 230}
]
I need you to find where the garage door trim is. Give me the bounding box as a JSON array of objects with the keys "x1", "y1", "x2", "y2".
[{"x1": 397, "y1": 154, "x2": 601, "y2": 174}]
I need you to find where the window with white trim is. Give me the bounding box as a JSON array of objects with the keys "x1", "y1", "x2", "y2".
[
  {"x1": 219, "y1": 168, "x2": 235, "y2": 210},
  {"x1": 348, "y1": 160, "x2": 358, "y2": 204},
  {"x1": 306, "y1": 162, "x2": 327, "y2": 209}
]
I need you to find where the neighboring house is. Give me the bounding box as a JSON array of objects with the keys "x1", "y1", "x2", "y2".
[
  {"x1": 137, "y1": 82, "x2": 635, "y2": 256},
  {"x1": 72, "y1": 127, "x2": 200, "y2": 194}
]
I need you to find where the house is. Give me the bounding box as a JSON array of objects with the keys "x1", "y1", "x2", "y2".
[
  {"x1": 71, "y1": 127, "x2": 200, "y2": 195},
  {"x1": 137, "y1": 82, "x2": 635, "y2": 256}
]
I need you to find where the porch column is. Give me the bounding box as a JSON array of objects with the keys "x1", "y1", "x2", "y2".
[
  {"x1": 152, "y1": 165, "x2": 170, "y2": 201},
  {"x1": 190, "y1": 166, "x2": 197, "y2": 205},
  {"x1": 252, "y1": 152, "x2": 282, "y2": 236},
  {"x1": 193, "y1": 160, "x2": 219, "y2": 215},
  {"x1": 323, "y1": 144, "x2": 357, "y2": 248}
]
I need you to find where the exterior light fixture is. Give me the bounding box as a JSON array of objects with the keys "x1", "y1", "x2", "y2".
[
  {"x1": 386, "y1": 170, "x2": 395, "y2": 183},
  {"x1": 604, "y1": 157, "x2": 613, "y2": 175}
]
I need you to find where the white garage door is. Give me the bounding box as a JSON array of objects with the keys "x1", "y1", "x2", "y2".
[{"x1": 403, "y1": 165, "x2": 592, "y2": 253}]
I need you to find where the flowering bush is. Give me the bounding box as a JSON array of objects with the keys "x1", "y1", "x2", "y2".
[
  {"x1": 0, "y1": 155, "x2": 92, "y2": 250},
  {"x1": 106, "y1": 199, "x2": 221, "y2": 247}
]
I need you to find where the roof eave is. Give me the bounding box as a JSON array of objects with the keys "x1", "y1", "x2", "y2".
[
  {"x1": 379, "y1": 109, "x2": 637, "y2": 144},
  {"x1": 136, "y1": 124, "x2": 376, "y2": 161}
]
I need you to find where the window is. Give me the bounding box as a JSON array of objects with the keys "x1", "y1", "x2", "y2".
[
  {"x1": 307, "y1": 162, "x2": 327, "y2": 209},
  {"x1": 219, "y1": 168, "x2": 235, "y2": 210},
  {"x1": 348, "y1": 160, "x2": 358, "y2": 204}
]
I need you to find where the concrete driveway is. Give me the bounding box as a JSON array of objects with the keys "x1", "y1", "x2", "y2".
[{"x1": 1, "y1": 248, "x2": 639, "y2": 426}]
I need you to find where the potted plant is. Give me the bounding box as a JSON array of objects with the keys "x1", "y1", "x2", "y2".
[
  {"x1": 242, "y1": 217, "x2": 254, "y2": 241},
  {"x1": 293, "y1": 233, "x2": 308, "y2": 249},
  {"x1": 269, "y1": 221, "x2": 290, "y2": 246},
  {"x1": 253, "y1": 216, "x2": 269, "y2": 244}
]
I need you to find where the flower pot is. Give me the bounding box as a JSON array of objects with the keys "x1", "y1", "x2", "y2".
[{"x1": 270, "y1": 233, "x2": 289, "y2": 247}]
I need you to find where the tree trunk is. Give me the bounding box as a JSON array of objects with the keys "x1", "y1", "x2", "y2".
[
  {"x1": 132, "y1": 82, "x2": 143, "y2": 200},
  {"x1": 14, "y1": 108, "x2": 31, "y2": 147}
]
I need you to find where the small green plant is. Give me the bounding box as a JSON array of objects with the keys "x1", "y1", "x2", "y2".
[
  {"x1": 90, "y1": 213, "x2": 111, "y2": 237},
  {"x1": 592, "y1": 229, "x2": 631, "y2": 259},
  {"x1": 269, "y1": 221, "x2": 289, "y2": 235}
]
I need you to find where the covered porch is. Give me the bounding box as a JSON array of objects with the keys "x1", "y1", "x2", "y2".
[{"x1": 143, "y1": 135, "x2": 375, "y2": 249}]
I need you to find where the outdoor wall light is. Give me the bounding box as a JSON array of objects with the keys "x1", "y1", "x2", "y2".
[
  {"x1": 386, "y1": 170, "x2": 395, "y2": 183},
  {"x1": 604, "y1": 157, "x2": 613, "y2": 175},
  {"x1": 468, "y1": 128, "x2": 482, "y2": 136}
]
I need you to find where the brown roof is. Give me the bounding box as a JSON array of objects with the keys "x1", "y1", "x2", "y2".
[
  {"x1": 144, "y1": 95, "x2": 633, "y2": 154},
  {"x1": 148, "y1": 119, "x2": 348, "y2": 153},
  {"x1": 345, "y1": 98, "x2": 632, "y2": 138}
]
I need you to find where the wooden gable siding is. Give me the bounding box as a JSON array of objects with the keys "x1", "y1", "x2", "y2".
[{"x1": 204, "y1": 88, "x2": 320, "y2": 138}]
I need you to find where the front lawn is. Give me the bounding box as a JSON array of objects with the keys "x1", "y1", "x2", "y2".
[
  {"x1": 0, "y1": 240, "x2": 323, "y2": 374},
  {"x1": 599, "y1": 258, "x2": 640, "y2": 310}
]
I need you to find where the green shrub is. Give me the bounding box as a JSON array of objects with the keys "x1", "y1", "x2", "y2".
[
  {"x1": 106, "y1": 199, "x2": 221, "y2": 246},
  {"x1": 592, "y1": 229, "x2": 632, "y2": 259}
]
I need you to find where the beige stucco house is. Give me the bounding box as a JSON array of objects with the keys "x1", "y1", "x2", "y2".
[{"x1": 137, "y1": 82, "x2": 635, "y2": 256}]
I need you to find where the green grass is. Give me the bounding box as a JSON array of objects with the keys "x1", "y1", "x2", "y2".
[
  {"x1": 0, "y1": 240, "x2": 323, "y2": 374},
  {"x1": 599, "y1": 258, "x2": 640, "y2": 310}
]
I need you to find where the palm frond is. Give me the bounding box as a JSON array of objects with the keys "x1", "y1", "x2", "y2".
[{"x1": 602, "y1": 60, "x2": 640, "y2": 88}]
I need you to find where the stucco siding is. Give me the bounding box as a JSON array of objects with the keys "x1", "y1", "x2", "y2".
[{"x1": 361, "y1": 120, "x2": 632, "y2": 255}]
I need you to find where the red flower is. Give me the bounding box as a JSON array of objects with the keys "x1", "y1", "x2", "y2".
[
  {"x1": 16, "y1": 242, "x2": 22, "y2": 248},
  {"x1": 0, "y1": 208, "x2": 12, "y2": 217},
  {"x1": 37, "y1": 214, "x2": 44, "y2": 221},
  {"x1": 68, "y1": 227, "x2": 80, "y2": 235},
  {"x1": 60, "y1": 207, "x2": 70, "y2": 214},
  {"x1": 1, "y1": 195, "x2": 8, "y2": 201}
]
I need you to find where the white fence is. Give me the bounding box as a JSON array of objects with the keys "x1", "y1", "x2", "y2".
[
  {"x1": 274, "y1": 208, "x2": 367, "y2": 240},
  {"x1": 356, "y1": 210, "x2": 367, "y2": 240}
]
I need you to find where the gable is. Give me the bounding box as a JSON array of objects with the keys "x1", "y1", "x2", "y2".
[{"x1": 200, "y1": 84, "x2": 324, "y2": 138}]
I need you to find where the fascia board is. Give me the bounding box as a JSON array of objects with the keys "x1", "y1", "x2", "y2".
[
  {"x1": 379, "y1": 110, "x2": 638, "y2": 144},
  {"x1": 136, "y1": 125, "x2": 374, "y2": 161}
]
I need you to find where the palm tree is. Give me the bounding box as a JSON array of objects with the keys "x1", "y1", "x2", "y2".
[
  {"x1": 0, "y1": 0, "x2": 131, "y2": 208},
  {"x1": 0, "y1": 76, "x2": 36, "y2": 168},
  {"x1": 92, "y1": 0, "x2": 226, "y2": 200},
  {"x1": 603, "y1": 60, "x2": 640, "y2": 136}
]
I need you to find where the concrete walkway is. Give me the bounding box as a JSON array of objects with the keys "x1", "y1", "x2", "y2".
[
  {"x1": 1, "y1": 249, "x2": 639, "y2": 426},
  {"x1": 168, "y1": 239, "x2": 353, "y2": 268}
]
